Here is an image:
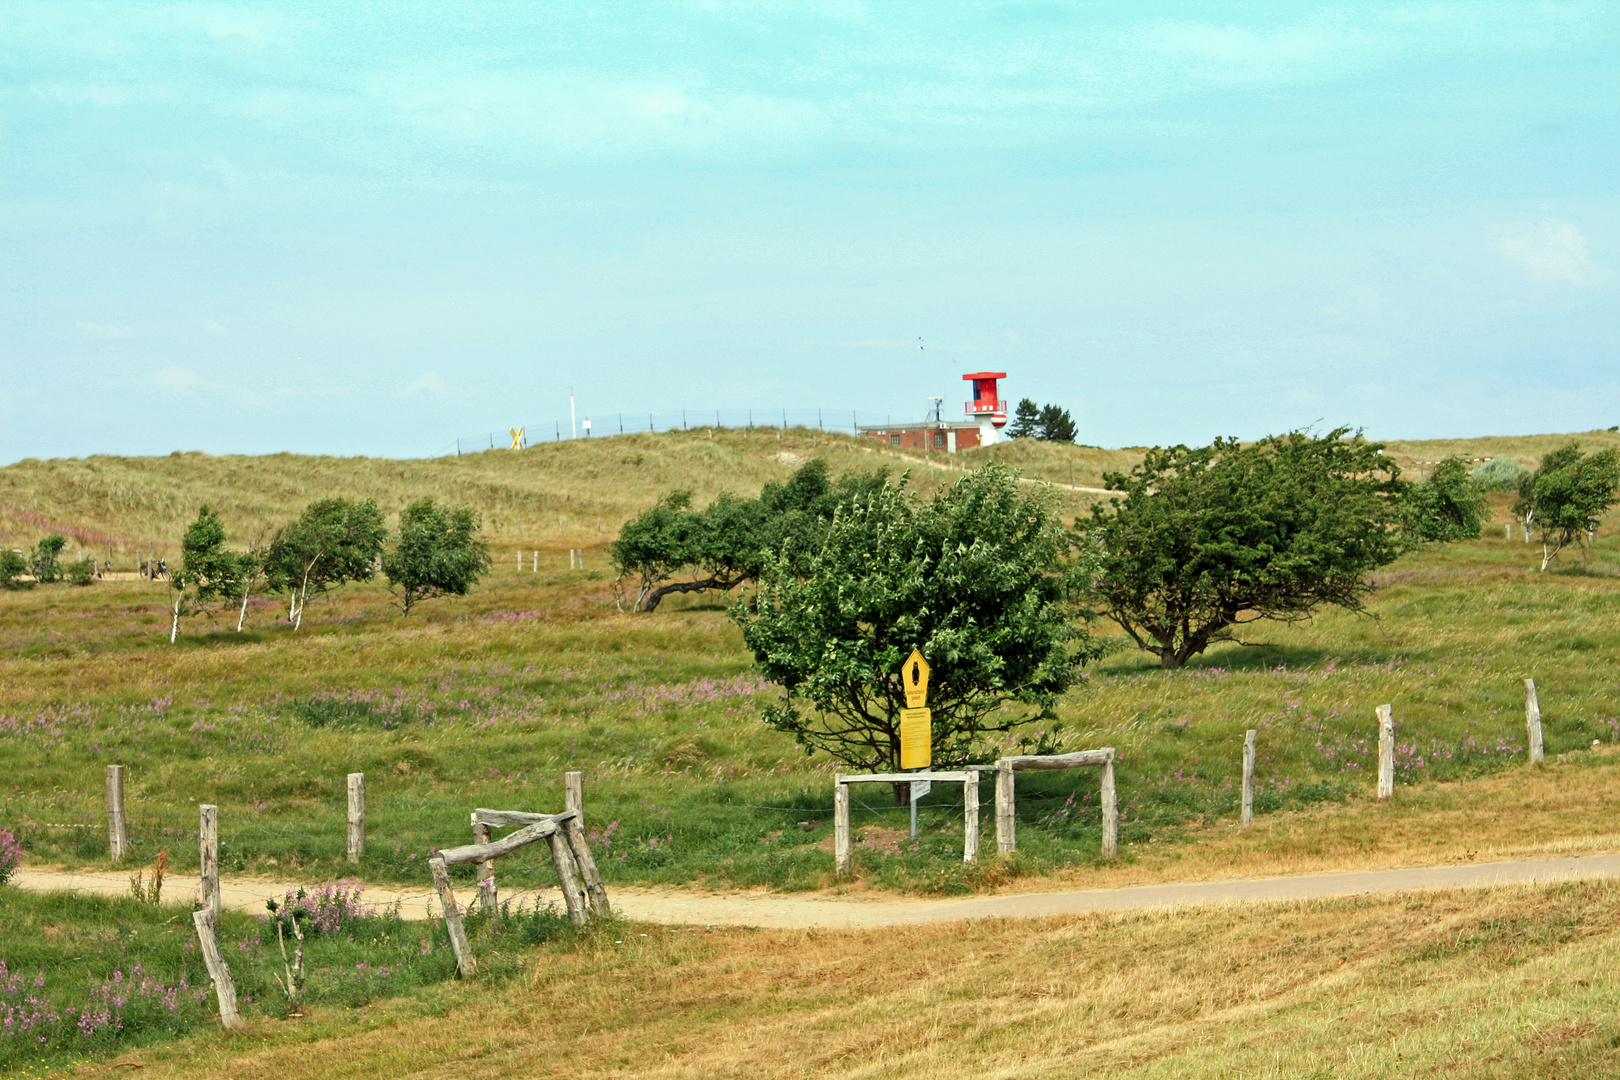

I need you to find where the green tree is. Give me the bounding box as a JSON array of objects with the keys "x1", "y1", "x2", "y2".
[
  {"x1": 1515, "y1": 442, "x2": 1620, "y2": 571},
  {"x1": 610, "y1": 460, "x2": 887, "y2": 612},
  {"x1": 1037, "y1": 404, "x2": 1078, "y2": 443},
  {"x1": 1404, "y1": 455, "x2": 1487, "y2": 543},
  {"x1": 1084, "y1": 429, "x2": 1408, "y2": 669},
  {"x1": 168, "y1": 505, "x2": 245, "y2": 642},
  {"x1": 732, "y1": 463, "x2": 1100, "y2": 782},
  {"x1": 1006, "y1": 398, "x2": 1041, "y2": 439},
  {"x1": 0, "y1": 549, "x2": 29, "y2": 590},
  {"x1": 382, "y1": 498, "x2": 491, "y2": 615},
  {"x1": 30, "y1": 535, "x2": 66, "y2": 584},
  {"x1": 264, "y1": 499, "x2": 387, "y2": 629}
]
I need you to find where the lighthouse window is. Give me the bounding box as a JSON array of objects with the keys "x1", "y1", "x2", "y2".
[{"x1": 889, "y1": 434, "x2": 900, "y2": 446}]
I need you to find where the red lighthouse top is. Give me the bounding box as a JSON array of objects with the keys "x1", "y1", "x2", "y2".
[{"x1": 963, "y1": 371, "x2": 1007, "y2": 423}]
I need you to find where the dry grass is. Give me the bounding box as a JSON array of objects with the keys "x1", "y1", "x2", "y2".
[{"x1": 101, "y1": 879, "x2": 1620, "y2": 1079}]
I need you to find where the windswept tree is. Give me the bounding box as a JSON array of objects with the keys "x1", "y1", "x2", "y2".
[
  {"x1": 610, "y1": 459, "x2": 886, "y2": 612},
  {"x1": 1404, "y1": 455, "x2": 1487, "y2": 543},
  {"x1": 168, "y1": 506, "x2": 244, "y2": 643},
  {"x1": 733, "y1": 464, "x2": 1102, "y2": 784},
  {"x1": 1516, "y1": 442, "x2": 1620, "y2": 571},
  {"x1": 382, "y1": 498, "x2": 490, "y2": 615},
  {"x1": 30, "y1": 535, "x2": 66, "y2": 584},
  {"x1": 1083, "y1": 429, "x2": 1408, "y2": 669},
  {"x1": 264, "y1": 499, "x2": 387, "y2": 629}
]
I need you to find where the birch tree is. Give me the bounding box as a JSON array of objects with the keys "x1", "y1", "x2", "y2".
[{"x1": 264, "y1": 499, "x2": 387, "y2": 629}]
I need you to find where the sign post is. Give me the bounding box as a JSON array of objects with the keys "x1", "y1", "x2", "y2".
[{"x1": 899, "y1": 649, "x2": 932, "y2": 837}]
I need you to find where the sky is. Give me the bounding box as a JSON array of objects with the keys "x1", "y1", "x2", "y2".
[{"x1": 3, "y1": 1, "x2": 1617, "y2": 462}]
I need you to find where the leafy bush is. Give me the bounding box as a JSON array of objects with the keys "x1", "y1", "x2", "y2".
[
  {"x1": 65, "y1": 558, "x2": 96, "y2": 586},
  {"x1": 0, "y1": 830, "x2": 22, "y2": 885},
  {"x1": 30, "y1": 534, "x2": 66, "y2": 584},
  {"x1": 0, "y1": 550, "x2": 27, "y2": 590},
  {"x1": 1471, "y1": 457, "x2": 1530, "y2": 491},
  {"x1": 1405, "y1": 456, "x2": 1486, "y2": 542}
]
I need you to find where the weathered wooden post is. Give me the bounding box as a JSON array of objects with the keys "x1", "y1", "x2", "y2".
[
  {"x1": 833, "y1": 782, "x2": 851, "y2": 875},
  {"x1": 1525, "y1": 678, "x2": 1545, "y2": 766},
  {"x1": 428, "y1": 857, "x2": 477, "y2": 976},
  {"x1": 564, "y1": 771, "x2": 585, "y2": 824},
  {"x1": 546, "y1": 830, "x2": 589, "y2": 925},
  {"x1": 1504, "y1": 523, "x2": 1512, "y2": 541},
  {"x1": 1100, "y1": 754, "x2": 1118, "y2": 857},
  {"x1": 469, "y1": 818, "x2": 497, "y2": 919},
  {"x1": 561, "y1": 773, "x2": 608, "y2": 916},
  {"x1": 1241, "y1": 729, "x2": 1257, "y2": 829},
  {"x1": 192, "y1": 910, "x2": 243, "y2": 1029},
  {"x1": 963, "y1": 773, "x2": 980, "y2": 864},
  {"x1": 1376, "y1": 704, "x2": 1395, "y2": 800},
  {"x1": 199, "y1": 804, "x2": 220, "y2": 920},
  {"x1": 994, "y1": 762, "x2": 1016, "y2": 854},
  {"x1": 346, "y1": 773, "x2": 365, "y2": 864},
  {"x1": 106, "y1": 764, "x2": 128, "y2": 862},
  {"x1": 532, "y1": 550, "x2": 538, "y2": 573}
]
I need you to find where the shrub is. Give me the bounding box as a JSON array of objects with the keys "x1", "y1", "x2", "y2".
[
  {"x1": 1471, "y1": 457, "x2": 1530, "y2": 491},
  {"x1": 0, "y1": 830, "x2": 23, "y2": 886},
  {"x1": 0, "y1": 550, "x2": 27, "y2": 590},
  {"x1": 65, "y1": 558, "x2": 96, "y2": 586},
  {"x1": 30, "y1": 534, "x2": 66, "y2": 584}
]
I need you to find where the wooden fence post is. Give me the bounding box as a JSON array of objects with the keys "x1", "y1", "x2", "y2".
[
  {"x1": 192, "y1": 910, "x2": 243, "y2": 1029},
  {"x1": 546, "y1": 831, "x2": 589, "y2": 925},
  {"x1": 561, "y1": 774, "x2": 609, "y2": 916},
  {"x1": 1100, "y1": 755, "x2": 1118, "y2": 857},
  {"x1": 564, "y1": 771, "x2": 584, "y2": 825},
  {"x1": 106, "y1": 765, "x2": 128, "y2": 862},
  {"x1": 346, "y1": 773, "x2": 365, "y2": 864},
  {"x1": 994, "y1": 762, "x2": 1016, "y2": 854},
  {"x1": 1504, "y1": 523, "x2": 1512, "y2": 541},
  {"x1": 963, "y1": 773, "x2": 980, "y2": 864},
  {"x1": 1376, "y1": 704, "x2": 1395, "y2": 800},
  {"x1": 1525, "y1": 678, "x2": 1544, "y2": 766},
  {"x1": 833, "y1": 782, "x2": 850, "y2": 875},
  {"x1": 199, "y1": 804, "x2": 220, "y2": 921},
  {"x1": 428, "y1": 857, "x2": 477, "y2": 976},
  {"x1": 470, "y1": 818, "x2": 497, "y2": 920},
  {"x1": 1241, "y1": 729, "x2": 1257, "y2": 829}
]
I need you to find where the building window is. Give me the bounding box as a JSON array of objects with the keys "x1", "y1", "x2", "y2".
[
  {"x1": 933, "y1": 431, "x2": 946, "y2": 448},
  {"x1": 889, "y1": 434, "x2": 900, "y2": 446}
]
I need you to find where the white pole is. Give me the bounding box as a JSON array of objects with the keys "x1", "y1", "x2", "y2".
[{"x1": 570, "y1": 394, "x2": 577, "y2": 440}]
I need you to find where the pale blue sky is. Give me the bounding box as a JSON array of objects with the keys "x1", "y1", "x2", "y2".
[{"x1": 3, "y1": 2, "x2": 1617, "y2": 461}]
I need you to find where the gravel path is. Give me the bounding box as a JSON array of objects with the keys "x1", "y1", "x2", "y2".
[{"x1": 15, "y1": 853, "x2": 1620, "y2": 928}]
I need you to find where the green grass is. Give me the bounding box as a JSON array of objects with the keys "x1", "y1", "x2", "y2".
[{"x1": 0, "y1": 882, "x2": 585, "y2": 1074}]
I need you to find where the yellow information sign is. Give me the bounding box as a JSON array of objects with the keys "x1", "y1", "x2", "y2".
[{"x1": 899, "y1": 649, "x2": 932, "y2": 769}]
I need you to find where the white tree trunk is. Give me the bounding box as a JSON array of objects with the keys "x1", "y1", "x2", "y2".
[
  {"x1": 170, "y1": 591, "x2": 183, "y2": 643},
  {"x1": 237, "y1": 585, "x2": 252, "y2": 632}
]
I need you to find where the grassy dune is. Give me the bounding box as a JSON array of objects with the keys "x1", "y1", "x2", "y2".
[{"x1": 6, "y1": 426, "x2": 1615, "y2": 559}]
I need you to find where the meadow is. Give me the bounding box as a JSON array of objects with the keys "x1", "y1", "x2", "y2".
[{"x1": 3, "y1": 427, "x2": 1619, "y2": 1074}]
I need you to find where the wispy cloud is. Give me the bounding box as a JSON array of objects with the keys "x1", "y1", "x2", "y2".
[
  {"x1": 401, "y1": 371, "x2": 451, "y2": 399},
  {"x1": 1493, "y1": 221, "x2": 1610, "y2": 286},
  {"x1": 151, "y1": 367, "x2": 207, "y2": 393},
  {"x1": 76, "y1": 320, "x2": 137, "y2": 340}
]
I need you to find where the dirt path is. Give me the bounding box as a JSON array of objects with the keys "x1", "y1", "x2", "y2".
[{"x1": 15, "y1": 853, "x2": 1620, "y2": 928}]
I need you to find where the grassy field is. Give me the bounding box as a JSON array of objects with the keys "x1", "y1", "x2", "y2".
[
  {"x1": 9, "y1": 879, "x2": 1616, "y2": 1079},
  {"x1": 3, "y1": 430, "x2": 1619, "y2": 1074}
]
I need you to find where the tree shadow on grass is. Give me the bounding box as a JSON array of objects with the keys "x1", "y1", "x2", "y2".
[{"x1": 1095, "y1": 639, "x2": 1419, "y2": 676}]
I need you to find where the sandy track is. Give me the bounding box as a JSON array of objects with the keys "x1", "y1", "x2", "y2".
[{"x1": 14, "y1": 853, "x2": 1620, "y2": 928}]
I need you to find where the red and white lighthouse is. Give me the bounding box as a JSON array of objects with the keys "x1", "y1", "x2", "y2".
[{"x1": 963, "y1": 372, "x2": 1008, "y2": 446}]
